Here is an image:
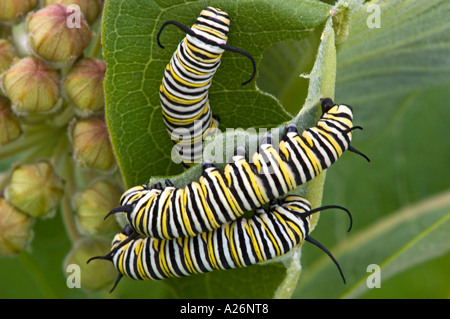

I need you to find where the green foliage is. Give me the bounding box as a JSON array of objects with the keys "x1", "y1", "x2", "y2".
[
  {"x1": 103, "y1": 0, "x2": 334, "y2": 298},
  {"x1": 1, "y1": 0, "x2": 449, "y2": 299},
  {"x1": 102, "y1": 0, "x2": 331, "y2": 187},
  {"x1": 295, "y1": 0, "x2": 450, "y2": 298}
]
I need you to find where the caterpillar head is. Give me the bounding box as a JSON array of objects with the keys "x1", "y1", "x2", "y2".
[{"x1": 320, "y1": 97, "x2": 337, "y2": 114}]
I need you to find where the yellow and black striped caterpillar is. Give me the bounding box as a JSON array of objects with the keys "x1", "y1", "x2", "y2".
[
  {"x1": 106, "y1": 98, "x2": 369, "y2": 240},
  {"x1": 89, "y1": 195, "x2": 352, "y2": 292},
  {"x1": 158, "y1": 7, "x2": 256, "y2": 165}
]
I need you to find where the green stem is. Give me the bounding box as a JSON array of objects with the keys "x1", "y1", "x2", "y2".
[
  {"x1": 306, "y1": 171, "x2": 327, "y2": 231},
  {"x1": 89, "y1": 27, "x2": 103, "y2": 58},
  {"x1": 61, "y1": 155, "x2": 80, "y2": 243},
  {"x1": 0, "y1": 129, "x2": 50, "y2": 160},
  {"x1": 52, "y1": 104, "x2": 75, "y2": 128},
  {"x1": 0, "y1": 170, "x2": 12, "y2": 192}
]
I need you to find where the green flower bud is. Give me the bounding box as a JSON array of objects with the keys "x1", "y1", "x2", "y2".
[
  {"x1": 74, "y1": 179, "x2": 121, "y2": 236},
  {"x1": 62, "y1": 58, "x2": 106, "y2": 116},
  {"x1": 0, "y1": 96, "x2": 21, "y2": 145},
  {"x1": 0, "y1": 40, "x2": 16, "y2": 74},
  {"x1": 0, "y1": 0, "x2": 38, "y2": 24},
  {"x1": 5, "y1": 161, "x2": 65, "y2": 218},
  {"x1": 63, "y1": 237, "x2": 117, "y2": 293},
  {"x1": 0, "y1": 56, "x2": 61, "y2": 114},
  {"x1": 44, "y1": 0, "x2": 104, "y2": 24},
  {"x1": 0, "y1": 198, "x2": 34, "y2": 256},
  {"x1": 70, "y1": 117, "x2": 116, "y2": 171},
  {"x1": 26, "y1": 4, "x2": 92, "y2": 68}
]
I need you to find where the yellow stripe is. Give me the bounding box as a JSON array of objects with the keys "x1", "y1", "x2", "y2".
[
  {"x1": 199, "y1": 9, "x2": 230, "y2": 26},
  {"x1": 315, "y1": 124, "x2": 344, "y2": 157},
  {"x1": 272, "y1": 210, "x2": 298, "y2": 244},
  {"x1": 210, "y1": 170, "x2": 244, "y2": 217},
  {"x1": 178, "y1": 39, "x2": 215, "y2": 73},
  {"x1": 111, "y1": 233, "x2": 127, "y2": 249},
  {"x1": 117, "y1": 240, "x2": 133, "y2": 276},
  {"x1": 162, "y1": 101, "x2": 210, "y2": 125},
  {"x1": 278, "y1": 141, "x2": 290, "y2": 161},
  {"x1": 181, "y1": 188, "x2": 196, "y2": 237},
  {"x1": 166, "y1": 62, "x2": 212, "y2": 88},
  {"x1": 138, "y1": 192, "x2": 158, "y2": 236},
  {"x1": 160, "y1": 191, "x2": 173, "y2": 239},
  {"x1": 220, "y1": 162, "x2": 270, "y2": 220},
  {"x1": 120, "y1": 185, "x2": 145, "y2": 203},
  {"x1": 247, "y1": 220, "x2": 264, "y2": 262},
  {"x1": 135, "y1": 240, "x2": 148, "y2": 279},
  {"x1": 192, "y1": 24, "x2": 228, "y2": 41},
  {"x1": 226, "y1": 222, "x2": 243, "y2": 268},
  {"x1": 158, "y1": 240, "x2": 175, "y2": 278},
  {"x1": 182, "y1": 237, "x2": 198, "y2": 274},
  {"x1": 327, "y1": 106, "x2": 353, "y2": 127},
  {"x1": 185, "y1": 39, "x2": 222, "y2": 61},
  {"x1": 267, "y1": 147, "x2": 296, "y2": 191},
  {"x1": 117, "y1": 249, "x2": 126, "y2": 275},
  {"x1": 197, "y1": 180, "x2": 220, "y2": 230},
  {"x1": 259, "y1": 216, "x2": 281, "y2": 257},
  {"x1": 241, "y1": 160, "x2": 270, "y2": 205},
  {"x1": 160, "y1": 80, "x2": 206, "y2": 105},
  {"x1": 193, "y1": 182, "x2": 218, "y2": 229},
  {"x1": 200, "y1": 9, "x2": 230, "y2": 26},
  {"x1": 293, "y1": 135, "x2": 321, "y2": 175},
  {"x1": 205, "y1": 231, "x2": 219, "y2": 270},
  {"x1": 127, "y1": 193, "x2": 143, "y2": 203}
]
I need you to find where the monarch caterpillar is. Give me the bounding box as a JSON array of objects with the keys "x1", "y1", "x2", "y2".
[
  {"x1": 158, "y1": 7, "x2": 256, "y2": 165},
  {"x1": 106, "y1": 98, "x2": 369, "y2": 240},
  {"x1": 89, "y1": 195, "x2": 352, "y2": 292}
]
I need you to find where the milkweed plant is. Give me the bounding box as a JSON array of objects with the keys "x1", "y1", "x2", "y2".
[{"x1": 0, "y1": 0, "x2": 449, "y2": 299}]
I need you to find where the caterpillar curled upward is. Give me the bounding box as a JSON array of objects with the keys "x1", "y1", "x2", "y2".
[
  {"x1": 106, "y1": 98, "x2": 369, "y2": 240},
  {"x1": 89, "y1": 195, "x2": 352, "y2": 292},
  {"x1": 158, "y1": 7, "x2": 256, "y2": 166}
]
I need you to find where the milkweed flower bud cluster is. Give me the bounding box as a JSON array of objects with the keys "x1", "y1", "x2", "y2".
[
  {"x1": 1, "y1": 56, "x2": 61, "y2": 114},
  {"x1": 26, "y1": 3, "x2": 91, "y2": 68},
  {"x1": 0, "y1": 1, "x2": 118, "y2": 291},
  {"x1": 5, "y1": 161, "x2": 64, "y2": 218},
  {"x1": 62, "y1": 57, "x2": 106, "y2": 116},
  {"x1": 0, "y1": 0, "x2": 38, "y2": 24}
]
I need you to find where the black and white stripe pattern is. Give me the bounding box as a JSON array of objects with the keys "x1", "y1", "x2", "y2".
[
  {"x1": 90, "y1": 195, "x2": 351, "y2": 291},
  {"x1": 106, "y1": 98, "x2": 369, "y2": 240},
  {"x1": 159, "y1": 7, "x2": 230, "y2": 165}
]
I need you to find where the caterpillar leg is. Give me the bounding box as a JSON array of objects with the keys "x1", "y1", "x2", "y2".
[
  {"x1": 202, "y1": 158, "x2": 215, "y2": 171},
  {"x1": 165, "y1": 179, "x2": 175, "y2": 187},
  {"x1": 229, "y1": 145, "x2": 247, "y2": 163}
]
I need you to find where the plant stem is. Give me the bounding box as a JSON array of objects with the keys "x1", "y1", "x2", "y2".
[
  {"x1": 89, "y1": 28, "x2": 103, "y2": 58},
  {"x1": 52, "y1": 104, "x2": 75, "y2": 127},
  {"x1": 0, "y1": 130, "x2": 49, "y2": 160},
  {"x1": 60, "y1": 154, "x2": 80, "y2": 243}
]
